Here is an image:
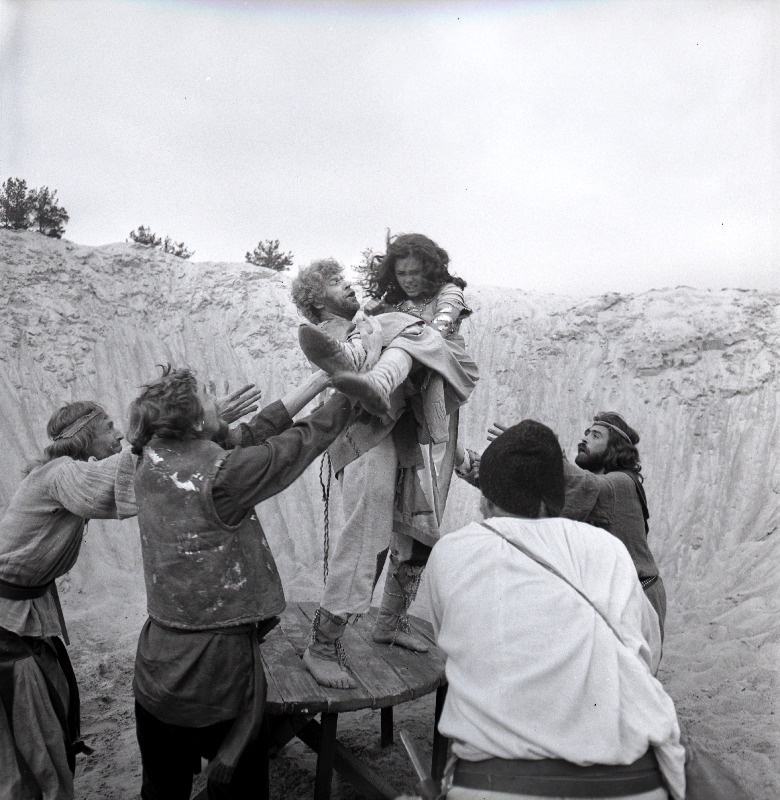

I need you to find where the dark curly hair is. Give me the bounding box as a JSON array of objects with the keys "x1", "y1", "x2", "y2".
[
  {"x1": 594, "y1": 412, "x2": 642, "y2": 477},
  {"x1": 363, "y1": 233, "x2": 466, "y2": 305},
  {"x1": 126, "y1": 365, "x2": 204, "y2": 455}
]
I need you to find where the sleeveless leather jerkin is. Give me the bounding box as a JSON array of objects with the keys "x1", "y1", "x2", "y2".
[{"x1": 135, "y1": 437, "x2": 285, "y2": 629}]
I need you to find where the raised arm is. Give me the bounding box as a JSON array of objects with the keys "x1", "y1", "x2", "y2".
[
  {"x1": 213, "y1": 394, "x2": 352, "y2": 512},
  {"x1": 561, "y1": 459, "x2": 603, "y2": 521},
  {"x1": 49, "y1": 450, "x2": 137, "y2": 520},
  {"x1": 216, "y1": 371, "x2": 332, "y2": 449}
]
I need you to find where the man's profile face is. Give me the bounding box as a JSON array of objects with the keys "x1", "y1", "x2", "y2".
[
  {"x1": 574, "y1": 424, "x2": 610, "y2": 472},
  {"x1": 89, "y1": 416, "x2": 124, "y2": 460},
  {"x1": 319, "y1": 274, "x2": 360, "y2": 319}
]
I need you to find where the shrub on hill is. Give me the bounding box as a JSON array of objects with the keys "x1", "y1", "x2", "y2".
[
  {"x1": 245, "y1": 239, "x2": 294, "y2": 272},
  {"x1": 0, "y1": 177, "x2": 69, "y2": 238},
  {"x1": 128, "y1": 226, "x2": 194, "y2": 259}
]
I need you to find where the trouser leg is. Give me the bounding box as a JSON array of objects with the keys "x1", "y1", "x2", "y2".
[
  {"x1": 373, "y1": 536, "x2": 432, "y2": 651},
  {"x1": 321, "y1": 435, "x2": 399, "y2": 618},
  {"x1": 136, "y1": 701, "x2": 198, "y2": 800},
  {"x1": 644, "y1": 576, "x2": 667, "y2": 642},
  {"x1": 305, "y1": 435, "x2": 399, "y2": 687}
]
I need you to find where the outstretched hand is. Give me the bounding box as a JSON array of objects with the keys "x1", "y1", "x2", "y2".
[
  {"x1": 354, "y1": 310, "x2": 383, "y2": 369},
  {"x1": 486, "y1": 421, "x2": 508, "y2": 443},
  {"x1": 214, "y1": 383, "x2": 263, "y2": 424}
]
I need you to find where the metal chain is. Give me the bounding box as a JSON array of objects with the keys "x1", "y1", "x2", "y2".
[{"x1": 318, "y1": 452, "x2": 332, "y2": 584}]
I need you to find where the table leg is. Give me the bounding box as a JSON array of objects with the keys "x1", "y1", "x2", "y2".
[
  {"x1": 380, "y1": 706, "x2": 394, "y2": 747},
  {"x1": 260, "y1": 716, "x2": 270, "y2": 798},
  {"x1": 431, "y1": 684, "x2": 448, "y2": 781},
  {"x1": 314, "y1": 712, "x2": 338, "y2": 800}
]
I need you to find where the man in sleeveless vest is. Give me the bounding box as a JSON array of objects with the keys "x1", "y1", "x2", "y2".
[
  {"x1": 559, "y1": 412, "x2": 666, "y2": 637},
  {"x1": 127, "y1": 366, "x2": 352, "y2": 800}
]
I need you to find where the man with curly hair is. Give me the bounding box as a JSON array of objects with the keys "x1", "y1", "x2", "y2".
[
  {"x1": 128, "y1": 365, "x2": 352, "y2": 800},
  {"x1": 290, "y1": 251, "x2": 478, "y2": 689}
]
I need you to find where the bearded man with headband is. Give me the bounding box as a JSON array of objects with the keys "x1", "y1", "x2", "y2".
[
  {"x1": 423, "y1": 419, "x2": 684, "y2": 800},
  {"x1": 479, "y1": 411, "x2": 666, "y2": 639}
]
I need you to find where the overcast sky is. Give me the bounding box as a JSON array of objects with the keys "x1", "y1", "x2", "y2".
[{"x1": 1, "y1": 0, "x2": 777, "y2": 296}]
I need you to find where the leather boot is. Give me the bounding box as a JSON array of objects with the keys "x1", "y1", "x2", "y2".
[
  {"x1": 302, "y1": 607, "x2": 357, "y2": 689},
  {"x1": 372, "y1": 561, "x2": 429, "y2": 652},
  {"x1": 298, "y1": 324, "x2": 359, "y2": 374},
  {"x1": 331, "y1": 348, "x2": 413, "y2": 417}
]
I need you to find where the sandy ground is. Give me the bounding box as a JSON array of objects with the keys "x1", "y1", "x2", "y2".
[
  {"x1": 65, "y1": 588, "x2": 778, "y2": 800},
  {"x1": 68, "y1": 606, "x2": 442, "y2": 800}
]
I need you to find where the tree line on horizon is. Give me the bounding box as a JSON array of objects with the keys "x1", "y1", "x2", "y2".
[
  {"x1": 0, "y1": 177, "x2": 70, "y2": 238},
  {"x1": 2, "y1": 176, "x2": 379, "y2": 274}
]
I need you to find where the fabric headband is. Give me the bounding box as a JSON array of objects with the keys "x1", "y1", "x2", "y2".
[
  {"x1": 591, "y1": 420, "x2": 633, "y2": 445},
  {"x1": 51, "y1": 409, "x2": 103, "y2": 441}
]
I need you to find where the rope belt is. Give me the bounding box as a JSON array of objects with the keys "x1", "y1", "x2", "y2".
[{"x1": 453, "y1": 750, "x2": 663, "y2": 797}]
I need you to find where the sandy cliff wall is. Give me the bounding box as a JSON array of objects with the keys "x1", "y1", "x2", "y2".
[{"x1": 1, "y1": 230, "x2": 778, "y2": 792}]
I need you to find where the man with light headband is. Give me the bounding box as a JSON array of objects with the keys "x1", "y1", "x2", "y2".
[
  {"x1": 0, "y1": 401, "x2": 135, "y2": 800},
  {"x1": 477, "y1": 412, "x2": 666, "y2": 638}
]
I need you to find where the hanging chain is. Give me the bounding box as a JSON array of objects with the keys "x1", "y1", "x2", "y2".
[{"x1": 318, "y1": 451, "x2": 332, "y2": 584}]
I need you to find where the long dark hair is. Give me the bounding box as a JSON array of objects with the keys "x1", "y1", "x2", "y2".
[
  {"x1": 126, "y1": 365, "x2": 203, "y2": 456},
  {"x1": 595, "y1": 412, "x2": 642, "y2": 477},
  {"x1": 364, "y1": 233, "x2": 466, "y2": 304}
]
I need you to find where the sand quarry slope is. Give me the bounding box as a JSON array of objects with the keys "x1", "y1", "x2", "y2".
[{"x1": 1, "y1": 229, "x2": 778, "y2": 798}]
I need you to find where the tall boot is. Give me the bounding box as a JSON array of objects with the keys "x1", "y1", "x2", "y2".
[
  {"x1": 372, "y1": 561, "x2": 429, "y2": 652},
  {"x1": 331, "y1": 348, "x2": 413, "y2": 417},
  {"x1": 298, "y1": 324, "x2": 361, "y2": 374},
  {"x1": 302, "y1": 607, "x2": 357, "y2": 689}
]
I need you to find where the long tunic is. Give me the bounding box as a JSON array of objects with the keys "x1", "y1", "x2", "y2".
[
  {"x1": 0, "y1": 451, "x2": 138, "y2": 800},
  {"x1": 421, "y1": 516, "x2": 685, "y2": 800}
]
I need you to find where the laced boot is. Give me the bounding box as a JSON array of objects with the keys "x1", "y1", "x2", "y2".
[
  {"x1": 330, "y1": 348, "x2": 413, "y2": 417},
  {"x1": 302, "y1": 607, "x2": 357, "y2": 689},
  {"x1": 372, "y1": 562, "x2": 429, "y2": 652},
  {"x1": 298, "y1": 324, "x2": 360, "y2": 374}
]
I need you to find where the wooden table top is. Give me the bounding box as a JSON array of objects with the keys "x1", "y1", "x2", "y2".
[{"x1": 261, "y1": 601, "x2": 447, "y2": 716}]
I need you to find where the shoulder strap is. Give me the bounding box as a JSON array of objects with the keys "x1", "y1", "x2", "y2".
[
  {"x1": 480, "y1": 521, "x2": 628, "y2": 647},
  {"x1": 620, "y1": 470, "x2": 650, "y2": 535}
]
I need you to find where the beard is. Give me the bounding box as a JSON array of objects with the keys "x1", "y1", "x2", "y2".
[{"x1": 575, "y1": 448, "x2": 606, "y2": 472}]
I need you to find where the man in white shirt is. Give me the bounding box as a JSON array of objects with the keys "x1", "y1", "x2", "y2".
[{"x1": 421, "y1": 419, "x2": 685, "y2": 800}]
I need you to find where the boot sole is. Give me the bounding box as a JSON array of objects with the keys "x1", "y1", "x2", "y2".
[{"x1": 298, "y1": 325, "x2": 355, "y2": 374}]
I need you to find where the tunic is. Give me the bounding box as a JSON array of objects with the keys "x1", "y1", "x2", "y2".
[
  {"x1": 421, "y1": 516, "x2": 685, "y2": 800},
  {"x1": 561, "y1": 459, "x2": 666, "y2": 631},
  {"x1": 0, "y1": 451, "x2": 138, "y2": 800}
]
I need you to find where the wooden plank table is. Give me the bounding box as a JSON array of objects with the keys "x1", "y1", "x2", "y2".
[{"x1": 261, "y1": 601, "x2": 449, "y2": 800}]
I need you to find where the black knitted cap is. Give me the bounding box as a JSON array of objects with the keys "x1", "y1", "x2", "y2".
[{"x1": 480, "y1": 419, "x2": 565, "y2": 517}]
